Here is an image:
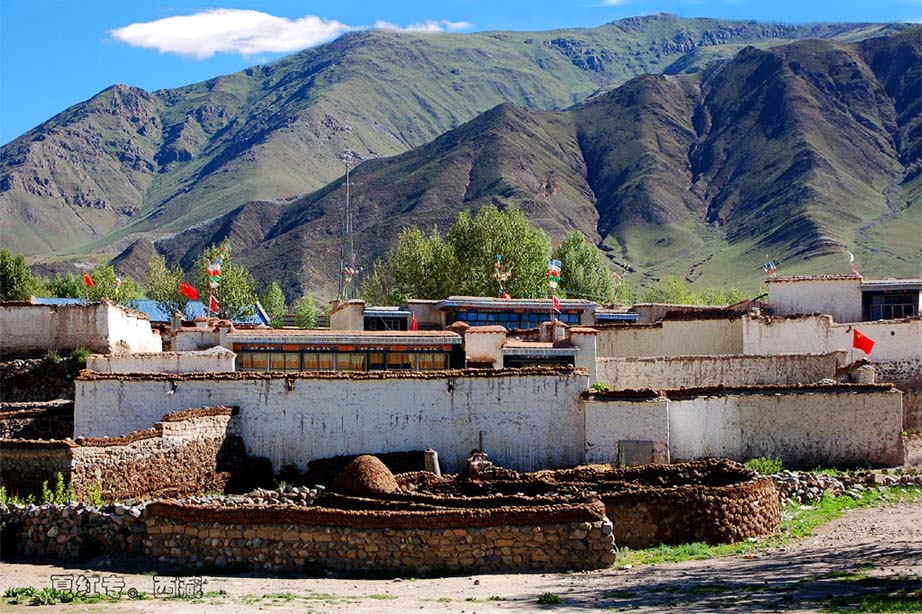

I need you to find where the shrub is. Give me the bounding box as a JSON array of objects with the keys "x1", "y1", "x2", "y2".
[
  {"x1": 591, "y1": 381, "x2": 610, "y2": 393},
  {"x1": 70, "y1": 347, "x2": 91, "y2": 364},
  {"x1": 537, "y1": 592, "x2": 562, "y2": 605}
]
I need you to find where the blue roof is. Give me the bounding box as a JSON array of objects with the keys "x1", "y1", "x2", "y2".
[
  {"x1": 31, "y1": 298, "x2": 269, "y2": 326},
  {"x1": 594, "y1": 312, "x2": 640, "y2": 322}
]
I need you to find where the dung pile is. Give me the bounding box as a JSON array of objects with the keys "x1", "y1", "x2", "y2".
[{"x1": 331, "y1": 455, "x2": 398, "y2": 497}]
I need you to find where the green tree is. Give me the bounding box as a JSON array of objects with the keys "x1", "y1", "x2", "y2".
[
  {"x1": 86, "y1": 265, "x2": 144, "y2": 304},
  {"x1": 47, "y1": 273, "x2": 84, "y2": 298},
  {"x1": 639, "y1": 276, "x2": 748, "y2": 306},
  {"x1": 361, "y1": 258, "x2": 404, "y2": 306},
  {"x1": 146, "y1": 256, "x2": 190, "y2": 318},
  {"x1": 293, "y1": 296, "x2": 320, "y2": 328},
  {"x1": 446, "y1": 206, "x2": 551, "y2": 298},
  {"x1": 554, "y1": 232, "x2": 616, "y2": 303},
  {"x1": 193, "y1": 241, "x2": 257, "y2": 321},
  {"x1": 0, "y1": 249, "x2": 34, "y2": 301},
  {"x1": 260, "y1": 282, "x2": 288, "y2": 328},
  {"x1": 390, "y1": 226, "x2": 455, "y2": 300}
]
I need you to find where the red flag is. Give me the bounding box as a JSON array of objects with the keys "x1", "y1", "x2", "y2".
[
  {"x1": 410, "y1": 312, "x2": 419, "y2": 331},
  {"x1": 82, "y1": 271, "x2": 94, "y2": 287},
  {"x1": 853, "y1": 329, "x2": 875, "y2": 355},
  {"x1": 179, "y1": 281, "x2": 199, "y2": 300},
  {"x1": 552, "y1": 295, "x2": 561, "y2": 313},
  {"x1": 209, "y1": 295, "x2": 219, "y2": 314}
]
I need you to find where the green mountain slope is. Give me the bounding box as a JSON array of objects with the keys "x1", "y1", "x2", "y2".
[
  {"x1": 146, "y1": 30, "x2": 921, "y2": 296},
  {"x1": 0, "y1": 14, "x2": 908, "y2": 258}
]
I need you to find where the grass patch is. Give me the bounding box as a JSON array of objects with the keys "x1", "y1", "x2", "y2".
[
  {"x1": 744, "y1": 457, "x2": 783, "y2": 475},
  {"x1": 687, "y1": 584, "x2": 731, "y2": 595},
  {"x1": 827, "y1": 589, "x2": 922, "y2": 612},
  {"x1": 616, "y1": 486, "x2": 922, "y2": 567},
  {"x1": 437, "y1": 596, "x2": 453, "y2": 602},
  {"x1": 368, "y1": 594, "x2": 396, "y2": 600},
  {"x1": 601, "y1": 590, "x2": 635, "y2": 599},
  {"x1": 537, "y1": 592, "x2": 563, "y2": 604}
]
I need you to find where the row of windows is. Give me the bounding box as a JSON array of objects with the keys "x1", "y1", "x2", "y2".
[
  {"x1": 448, "y1": 310, "x2": 581, "y2": 327},
  {"x1": 237, "y1": 351, "x2": 449, "y2": 372},
  {"x1": 867, "y1": 304, "x2": 918, "y2": 320}
]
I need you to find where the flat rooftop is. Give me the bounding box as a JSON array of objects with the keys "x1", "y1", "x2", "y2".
[{"x1": 435, "y1": 296, "x2": 596, "y2": 311}]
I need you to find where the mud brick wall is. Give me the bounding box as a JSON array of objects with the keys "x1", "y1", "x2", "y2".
[
  {"x1": 0, "y1": 442, "x2": 74, "y2": 498},
  {"x1": 141, "y1": 501, "x2": 616, "y2": 574},
  {"x1": 0, "y1": 358, "x2": 83, "y2": 402},
  {"x1": 0, "y1": 401, "x2": 74, "y2": 439},
  {"x1": 875, "y1": 359, "x2": 922, "y2": 431},
  {"x1": 604, "y1": 476, "x2": 780, "y2": 549}
]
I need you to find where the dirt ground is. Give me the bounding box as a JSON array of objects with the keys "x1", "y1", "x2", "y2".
[{"x1": 1, "y1": 501, "x2": 920, "y2": 613}]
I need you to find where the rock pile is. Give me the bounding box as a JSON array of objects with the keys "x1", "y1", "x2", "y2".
[
  {"x1": 179, "y1": 485, "x2": 321, "y2": 507},
  {"x1": 772, "y1": 469, "x2": 922, "y2": 505}
]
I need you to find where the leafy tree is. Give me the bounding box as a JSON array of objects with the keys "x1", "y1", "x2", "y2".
[
  {"x1": 0, "y1": 249, "x2": 34, "y2": 301},
  {"x1": 554, "y1": 232, "x2": 616, "y2": 303},
  {"x1": 260, "y1": 282, "x2": 288, "y2": 328},
  {"x1": 146, "y1": 256, "x2": 190, "y2": 318},
  {"x1": 86, "y1": 265, "x2": 143, "y2": 304},
  {"x1": 639, "y1": 276, "x2": 749, "y2": 306},
  {"x1": 47, "y1": 273, "x2": 84, "y2": 298},
  {"x1": 293, "y1": 296, "x2": 320, "y2": 328},
  {"x1": 390, "y1": 226, "x2": 455, "y2": 301},
  {"x1": 361, "y1": 258, "x2": 404, "y2": 306},
  {"x1": 193, "y1": 241, "x2": 257, "y2": 321},
  {"x1": 446, "y1": 206, "x2": 551, "y2": 298}
]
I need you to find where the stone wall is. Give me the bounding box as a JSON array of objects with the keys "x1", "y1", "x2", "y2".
[
  {"x1": 0, "y1": 357, "x2": 82, "y2": 402},
  {"x1": 766, "y1": 276, "x2": 863, "y2": 323},
  {"x1": 0, "y1": 301, "x2": 161, "y2": 354},
  {"x1": 0, "y1": 407, "x2": 269, "y2": 501},
  {"x1": 0, "y1": 401, "x2": 73, "y2": 439},
  {"x1": 1, "y1": 499, "x2": 616, "y2": 573},
  {"x1": 603, "y1": 470, "x2": 780, "y2": 549},
  {"x1": 596, "y1": 352, "x2": 843, "y2": 390},
  {"x1": 85, "y1": 346, "x2": 235, "y2": 374},
  {"x1": 142, "y1": 501, "x2": 615, "y2": 574},
  {"x1": 74, "y1": 369, "x2": 589, "y2": 474}
]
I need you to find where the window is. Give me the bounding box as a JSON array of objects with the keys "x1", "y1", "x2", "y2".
[
  {"x1": 417, "y1": 353, "x2": 448, "y2": 370},
  {"x1": 338, "y1": 353, "x2": 366, "y2": 371},
  {"x1": 241, "y1": 352, "x2": 269, "y2": 371},
  {"x1": 368, "y1": 352, "x2": 386, "y2": 370},
  {"x1": 387, "y1": 352, "x2": 415, "y2": 370},
  {"x1": 303, "y1": 353, "x2": 334, "y2": 370}
]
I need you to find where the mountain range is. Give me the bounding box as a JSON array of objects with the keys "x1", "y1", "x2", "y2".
[{"x1": 1, "y1": 14, "x2": 919, "y2": 295}]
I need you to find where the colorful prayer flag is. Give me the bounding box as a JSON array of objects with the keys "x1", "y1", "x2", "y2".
[
  {"x1": 552, "y1": 295, "x2": 561, "y2": 313},
  {"x1": 114, "y1": 274, "x2": 122, "y2": 296},
  {"x1": 209, "y1": 295, "x2": 219, "y2": 314}
]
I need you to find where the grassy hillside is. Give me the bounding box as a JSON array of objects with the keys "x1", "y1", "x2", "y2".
[
  {"x1": 0, "y1": 14, "x2": 908, "y2": 260},
  {"x1": 145, "y1": 30, "x2": 921, "y2": 297}
]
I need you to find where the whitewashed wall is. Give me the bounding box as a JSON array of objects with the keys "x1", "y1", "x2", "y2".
[
  {"x1": 86, "y1": 347, "x2": 235, "y2": 374},
  {"x1": 584, "y1": 397, "x2": 669, "y2": 464},
  {"x1": 668, "y1": 388, "x2": 904, "y2": 467},
  {"x1": 767, "y1": 278, "x2": 863, "y2": 323},
  {"x1": 74, "y1": 372, "x2": 589, "y2": 473},
  {"x1": 742, "y1": 316, "x2": 922, "y2": 364},
  {"x1": 596, "y1": 352, "x2": 844, "y2": 390},
  {"x1": 0, "y1": 302, "x2": 160, "y2": 354},
  {"x1": 596, "y1": 319, "x2": 744, "y2": 358}
]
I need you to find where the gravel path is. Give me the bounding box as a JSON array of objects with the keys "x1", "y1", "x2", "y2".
[{"x1": 1, "y1": 501, "x2": 919, "y2": 613}]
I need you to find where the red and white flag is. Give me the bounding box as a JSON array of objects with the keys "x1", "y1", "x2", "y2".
[
  {"x1": 209, "y1": 295, "x2": 219, "y2": 314},
  {"x1": 552, "y1": 295, "x2": 561, "y2": 313}
]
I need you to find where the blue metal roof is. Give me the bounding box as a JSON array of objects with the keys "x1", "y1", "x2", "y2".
[
  {"x1": 594, "y1": 312, "x2": 639, "y2": 322},
  {"x1": 31, "y1": 298, "x2": 269, "y2": 326}
]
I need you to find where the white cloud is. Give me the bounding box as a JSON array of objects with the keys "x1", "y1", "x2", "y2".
[
  {"x1": 111, "y1": 9, "x2": 473, "y2": 60},
  {"x1": 375, "y1": 19, "x2": 474, "y2": 33},
  {"x1": 602, "y1": 0, "x2": 629, "y2": 4}
]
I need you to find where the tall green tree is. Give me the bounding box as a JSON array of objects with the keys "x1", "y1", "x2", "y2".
[
  {"x1": 260, "y1": 282, "x2": 288, "y2": 328},
  {"x1": 146, "y1": 256, "x2": 191, "y2": 317},
  {"x1": 639, "y1": 276, "x2": 748, "y2": 306},
  {"x1": 0, "y1": 249, "x2": 34, "y2": 301},
  {"x1": 293, "y1": 296, "x2": 320, "y2": 328},
  {"x1": 554, "y1": 232, "x2": 616, "y2": 303},
  {"x1": 361, "y1": 258, "x2": 404, "y2": 306},
  {"x1": 193, "y1": 241, "x2": 257, "y2": 320},
  {"x1": 47, "y1": 273, "x2": 84, "y2": 298}
]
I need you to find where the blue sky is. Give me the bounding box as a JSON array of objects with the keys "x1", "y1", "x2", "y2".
[{"x1": 2, "y1": 0, "x2": 920, "y2": 144}]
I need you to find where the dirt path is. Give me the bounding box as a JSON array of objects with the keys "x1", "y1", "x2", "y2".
[{"x1": 2, "y1": 501, "x2": 920, "y2": 613}]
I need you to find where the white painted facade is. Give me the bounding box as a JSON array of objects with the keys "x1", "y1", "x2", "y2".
[
  {"x1": 596, "y1": 318, "x2": 744, "y2": 357},
  {"x1": 584, "y1": 397, "x2": 669, "y2": 465},
  {"x1": 596, "y1": 352, "x2": 844, "y2": 390},
  {"x1": 0, "y1": 302, "x2": 161, "y2": 354},
  {"x1": 74, "y1": 372, "x2": 589, "y2": 473},
  {"x1": 767, "y1": 277, "x2": 863, "y2": 323},
  {"x1": 667, "y1": 388, "x2": 903, "y2": 467},
  {"x1": 86, "y1": 346, "x2": 236, "y2": 374}
]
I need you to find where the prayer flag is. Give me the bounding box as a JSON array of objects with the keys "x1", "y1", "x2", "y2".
[{"x1": 209, "y1": 295, "x2": 219, "y2": 314}]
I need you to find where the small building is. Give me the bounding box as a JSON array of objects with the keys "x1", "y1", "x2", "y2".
[{"x1": 767, "y1": 276, "x2": 922, "y2": 323}]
